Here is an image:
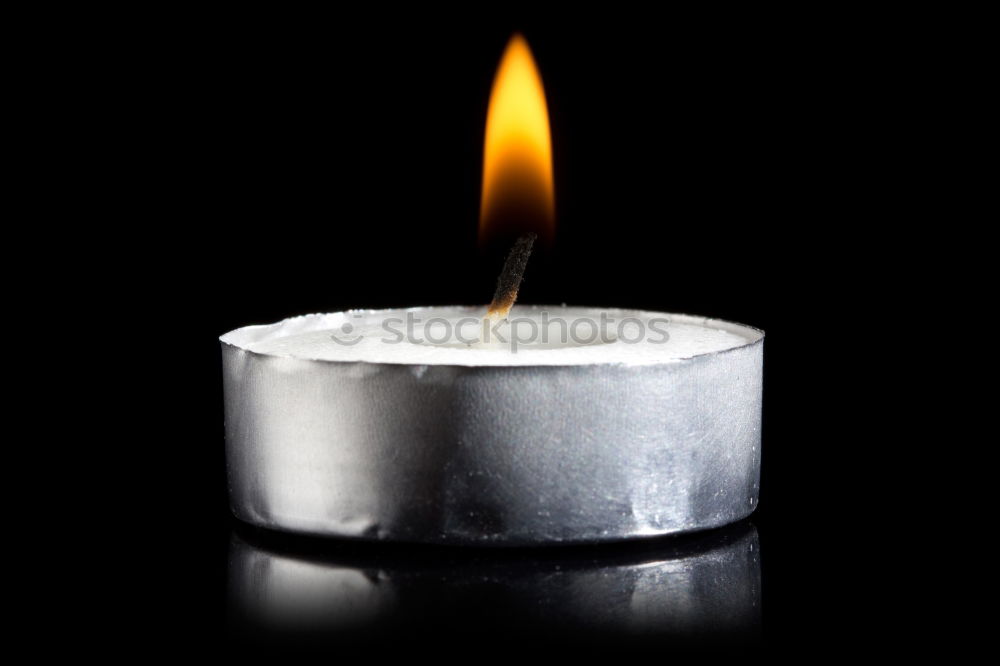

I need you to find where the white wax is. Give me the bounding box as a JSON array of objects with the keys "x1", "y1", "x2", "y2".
[{"x1": 221, "y1": 305, "x2": 761, "y2": 367}]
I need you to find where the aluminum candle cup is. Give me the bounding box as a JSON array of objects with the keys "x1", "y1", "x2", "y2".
[{"x1": 221, "y1": 305, "x2": 764, "y2": 545}]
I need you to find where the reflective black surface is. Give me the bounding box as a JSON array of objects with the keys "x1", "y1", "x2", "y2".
[{"x1": 226, "y1": 520, "x2": 761, "y2": 652}]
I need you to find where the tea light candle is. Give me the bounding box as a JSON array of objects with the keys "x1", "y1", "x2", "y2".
[
  {"x1": 220, "y1": 33, "x2": 765, "y2": 545},
  {"x1": 221, "y1": 306, "x2": 763, "y2": 544}
]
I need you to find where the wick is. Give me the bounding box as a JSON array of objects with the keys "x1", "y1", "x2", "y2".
[{"x1": 485, "y1": 232, "x2": 537, "y2": 322}]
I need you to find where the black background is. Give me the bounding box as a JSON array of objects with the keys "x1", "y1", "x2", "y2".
[{"x1": 119, "y1": 12, "x2": 897, "y2": 654}]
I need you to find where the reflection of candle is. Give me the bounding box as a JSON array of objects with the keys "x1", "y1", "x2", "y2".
[
  {"x1": 220, "y1": 34, "x2": 764, "y2": 544},
  {"x1": 228, "y1": 523, "x2": 761, "y2": 640}
]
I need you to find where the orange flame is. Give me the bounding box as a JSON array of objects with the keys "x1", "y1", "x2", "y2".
[{"x1": 479, "y1": 34, "x2": 554, "y2": 246}]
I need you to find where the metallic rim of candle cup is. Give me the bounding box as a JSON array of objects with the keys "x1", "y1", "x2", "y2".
[
  {"x1": 219, "y1": 305, "x2": 765, "y2": 368},
  {"x1": 220, "y1": 306, "x2": 764, "y2": 546},
  {"x1": 231, "y1": 518, "x2": 758, "y2": 568}
]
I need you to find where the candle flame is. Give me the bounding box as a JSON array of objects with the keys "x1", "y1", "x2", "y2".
[{"x1": 479, "y1": 34, "x2": 554, "y2": 246}]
